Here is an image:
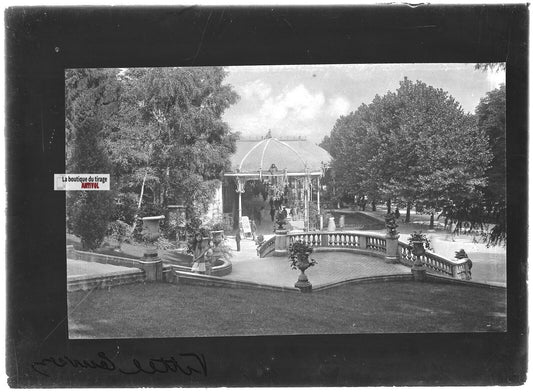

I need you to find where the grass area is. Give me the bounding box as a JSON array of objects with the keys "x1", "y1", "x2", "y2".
[{"x1": 68, "y1": 281, "x2": 506, "y2": 339}]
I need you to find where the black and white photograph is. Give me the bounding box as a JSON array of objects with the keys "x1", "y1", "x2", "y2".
[
  {"x1": 5, "y1": 5, "x2": 527, "y2": 388},
  {"x1": 65, "y1": 63, "x2": 508, "y2": 338}
]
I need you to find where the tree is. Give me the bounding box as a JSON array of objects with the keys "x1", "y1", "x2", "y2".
[
  {"x1": 443, "y1": 85, "x2": 506, "y2": 245},
  {"x1": 475, "y1": 63, "x2": 506, "y2": 72},
  {"x1": 66, "y1": 69, "x2": 119, "y2": 249},
  {"x1": 106, "y1": 67, "x2": 239, "y2": 222},
  {"x1": 65, "y1": 68, "x2": 121, "y2": 170},
  {"x1": 324, "y1": 78, "x2": 492, "y2": 231},
  {"x1": 383, "y1": 79, "x2": 491, "y2": 228},
  {"x1": 477, "y1": 85, "x2": 506, "y2": 203},
  {"x1": 67, "y1": 117, "x2": 114, "y2": 250}
]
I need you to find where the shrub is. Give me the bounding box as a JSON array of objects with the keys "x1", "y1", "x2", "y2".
[
  {"x1": 107, "y1": 220, "x2": 131, "y2": 249},
  {"x1": 69, "y1": 192, "x2": 113, "y2": 250}
]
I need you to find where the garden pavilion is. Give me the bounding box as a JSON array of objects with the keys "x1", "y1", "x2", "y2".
[{"x1": 223, "y1": 135, "x2": 332, "y2": 231}]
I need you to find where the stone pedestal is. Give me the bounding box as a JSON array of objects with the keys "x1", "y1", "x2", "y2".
[
  {"x1": 274, "y1": 229, "x2": 288, "y2": 257},
  {"x1": 410, "y1": 242, "x2": 426, "y2": 281},
  {"x1": 141, "y1": 251, "x2": 163, "y2": 281},
  {"x1": 141, "y1": 215, "x2": 165, "y2": 281},
  {"x1": 411, "y1": 264, "x2": 426, "y2": 281},
  {"x1": 385, "y1": 233, "x2": 400, "y2": 263},
  {"x1": 294, "y1": 270, "x2": 313, "y2": 293}
]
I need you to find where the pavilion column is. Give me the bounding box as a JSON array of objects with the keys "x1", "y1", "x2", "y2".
[
  {"x1": 236, "y1": 177, "x2": 245, "y2": 227},
  {"x1": 317, "y1": 176, "x2": 321, "y2": 215},
  {"x1": 304, "y1": 172, "x2": 310, "y2": 231},
  {"x1": 239, "y1": 193, "x2": 242, "y2": 223}
]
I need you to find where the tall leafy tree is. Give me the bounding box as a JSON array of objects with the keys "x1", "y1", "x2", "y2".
[
  {"x1": 383, "y1": 79, "x2": 491, "y2": 227},
  {"x1": 106, "y1": 67, "x2": 239, "y2": 221},
  {"x1": 324, "y1": 77, "x2": 492, "y2": 233},
  {"x1": 65, "y1": 69, "x2": 117, "y2": 249},
  {"x1": 443, "y1": 85, "x2": 506, "y2": 245}
]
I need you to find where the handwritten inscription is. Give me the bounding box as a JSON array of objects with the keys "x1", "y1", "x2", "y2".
[{"x1": 31, "y1": 351, "x2": 207, "y2": 377}]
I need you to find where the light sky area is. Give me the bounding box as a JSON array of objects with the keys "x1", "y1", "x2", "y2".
[{"x1": 222, "y1": 63, "x2": 505, "y2": 144}]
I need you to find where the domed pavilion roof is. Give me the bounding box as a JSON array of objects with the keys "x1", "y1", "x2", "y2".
[{"x1": 228, "y1": 137, "x2": 331, "y2": 176}]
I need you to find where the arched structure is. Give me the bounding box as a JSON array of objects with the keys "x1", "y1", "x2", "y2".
[{"x1": 223, "y1": 136, "x2": 332, "y2": 231}]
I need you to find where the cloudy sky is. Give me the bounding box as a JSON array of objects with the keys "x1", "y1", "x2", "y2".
[{"x1": 222, "y1": 63, "x2": 505, "y2": 144}]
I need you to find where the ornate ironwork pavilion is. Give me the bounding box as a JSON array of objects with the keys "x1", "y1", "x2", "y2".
[{"x1": 223, "y1": 135, "x2": 332, "y2": 231}]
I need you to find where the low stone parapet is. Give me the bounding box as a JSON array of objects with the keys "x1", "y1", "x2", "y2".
[{"x1": 70, "y1": 248, "x2": 162, "y2": 281}]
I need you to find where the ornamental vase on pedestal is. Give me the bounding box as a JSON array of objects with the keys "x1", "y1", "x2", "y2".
[{"x1": 410, "y1": 240, "x2": 426, "y2": 281}]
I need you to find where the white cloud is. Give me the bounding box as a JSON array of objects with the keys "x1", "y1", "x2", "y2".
[
  {"x1": 487, "y1": 68, "x2": 506, "y2": 90},
  {"x1": 238, "y1": 79, "x2": 272, "y2": 101},
  {"x1": 260, "y1": 84, "x2": 325, "y2": 122},
  {"x1": 327, "y1": 95, "x2": 351, "y2": 117}
]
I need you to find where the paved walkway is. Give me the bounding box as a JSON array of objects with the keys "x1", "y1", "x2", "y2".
[
  {"x1": 334, "y1": 208, "x2": 507, "y2": 286},
  {"x1": 207, "y1": 238, "x2": 411, "y2": 289}
]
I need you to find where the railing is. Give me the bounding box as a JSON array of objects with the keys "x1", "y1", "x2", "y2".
[
  {"x1": 398, "y1": 240, "x2": 470, "y2": 280},
  {"x1": 258, "y1": 235, "x2": 276, "y2": 258},
  {"x1": 288, "y1": 231, "x2": 387, "y2": 254},
  {"x1": 257, "y1": 231, "x2": 470, "y2": 281}
]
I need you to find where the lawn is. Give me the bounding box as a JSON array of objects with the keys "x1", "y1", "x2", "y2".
[{"x1": 68, "y1": 281, "x2": 506, "y2": 339}]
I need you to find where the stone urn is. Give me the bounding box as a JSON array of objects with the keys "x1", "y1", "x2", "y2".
[
  {"x1": 289, "y1": 240, "x2": 316, "y2": 293},
  {"x1": 294, "y1": 257, "x2": 313, "y2": 293},
  {"x1": 140, "y1": 215, "x2": 165, "y2": 281},
  {"x1": 142, "y1": 215, "x2": 164, "y2": 241}
]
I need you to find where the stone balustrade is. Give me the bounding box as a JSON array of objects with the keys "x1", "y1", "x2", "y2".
[
  {"x1": 398, "y1": 240, "x2": 471, "y2": 279},
  {"x1": 258, "y1": 235, "x2": 276, "y2": 258},
  {"x1": 288, "y1": 230, "x2": 387, "y2": 254},
  {"x1": 257, "y1": 230, "x2": 471, "y2": 281}
]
